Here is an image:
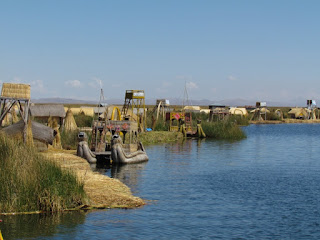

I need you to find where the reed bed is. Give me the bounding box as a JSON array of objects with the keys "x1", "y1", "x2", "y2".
[
  {"x1": 139, "y1": 131, "x2": 183, "y2": 145},
  {"x1": 60, "y1": 130, "x2": 80, "y2": 150},
  {"x1": 74, "y1": 113, "x2": 94, "y2": 128},
  {"x1": 0, "y1": 132, "x2": 87, "y2": 214},
  {"x1": 201, "y1": 119, "x2": 247, "y2": 140}
]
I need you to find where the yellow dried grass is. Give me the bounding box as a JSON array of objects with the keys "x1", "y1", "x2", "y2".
[
  {"x1": 11, "y1": 106, "x2": 19, "y2": 123},
  {"x1": 44, "y1": 150, "x2": 145, "y2": 208},
  {"x1": 64, "y1": 108, "x2": 78, "y2": 132},
  {"x1": 63, "y1": 107, "x2": 94, "y2": 116},
  {"x1": 26, "y1": 119, "x2": 34, "y2": 146},
  {"x1": 52, "y1": 119, "x2": 62, "y2": 149},
  {"x1": 1, "y1": 83, "x2": 31, "y2": 99}
]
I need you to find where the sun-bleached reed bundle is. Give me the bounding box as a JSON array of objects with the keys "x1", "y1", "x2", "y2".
[
  {"x1": 11, "y1": 105, "x2": 19, "y2": 123},
  {"x1": 64, "y1": 108, "x2": 78, "y2": 132},
  {"x1": 1, "y1": 83, "x2": 31, "y2": 99},
  {"x1": 52, "y1": 118, "x2": 62, "y2": 149}
]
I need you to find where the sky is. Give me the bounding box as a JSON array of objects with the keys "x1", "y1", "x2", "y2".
[{"x1": 1, "y1": 0, "x2": 320, "y2": 105}]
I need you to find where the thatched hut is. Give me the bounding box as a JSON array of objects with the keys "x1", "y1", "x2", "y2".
[
  {"x1": 288, "y1": 108, "x2": 308, "y2": 119},
  {"x1": 209, "y1": 105, "x2": 229, "y2": 121},
  {"x1": 229, "y1": 107, "x2": 248, "y2": 116},
  {"x1": 30, "y1": 104, "x2": 66, "y2": 128}
]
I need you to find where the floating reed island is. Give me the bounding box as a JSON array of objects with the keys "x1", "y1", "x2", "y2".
[{"x1": 0, "y1": 132, "x2": 144, "y2": 215}]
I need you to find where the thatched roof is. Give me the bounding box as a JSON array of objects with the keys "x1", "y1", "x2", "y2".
[
  {"x1": 211, "y1": 107, "x2": 229, "y2": 114},
  {"x1": 250, "y1": 107, "x2": 270, "y2": 114},
  {"x1": 229, "y1": 107, "x2": 248, "y2": 116},
  {"x1": 288, "y1": 108, "x2": 308, "y2": 118},
  {"x1": 184, "y1": 106, "x2": 201, "y2": 111},
  {"x1": 30, "y1": 104, "x2": 66, "y2": 118},
  {"x1": 1, "y1": 83, "x2": 31, "y2": 99}
]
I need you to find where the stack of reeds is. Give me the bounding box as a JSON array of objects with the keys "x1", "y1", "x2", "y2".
[
  {"x1": 2, "y1": 112, "x2": 10, "y2": 126},
  {"x1": 64, "y1": 108, "x2": 78, "y2": 132},
  {"x1": 48, "y1": 116, "x2": 62, "y2": 149},
  {"x1": 1, "y1": 83, "x2": 31, "y2": 99},
  {"x1": 11, "y1": 105, "x2": 19, "y2": 123}
]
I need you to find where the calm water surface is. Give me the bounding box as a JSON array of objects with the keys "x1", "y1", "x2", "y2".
[{"x1": 2, "y1": 124, "x2": 320, "y2": 239}]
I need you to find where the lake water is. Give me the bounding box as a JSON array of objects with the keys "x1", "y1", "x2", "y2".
[{"x1": 2, "y1": 124, "x2": 320, "y2": 239}]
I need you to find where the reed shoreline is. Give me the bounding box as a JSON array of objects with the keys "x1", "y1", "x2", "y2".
[{"x1": 43, "y1": 150, "x2": 145, "y2": 209}]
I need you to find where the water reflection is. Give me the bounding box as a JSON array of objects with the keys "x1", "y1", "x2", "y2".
[
  {"x1": 111, "y1": 162, "x2": 147, "y2": 194},
  {"x1": 1, "y1": 211, "x2": 86, "y2": 240}
]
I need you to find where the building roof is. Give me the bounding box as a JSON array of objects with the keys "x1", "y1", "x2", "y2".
[
  {"x1": 229, "y1": 107, "x2": 248, "y2": 115},
  {"x1": 30, "y1": 104, "x2": 66, "y2": 118},
  {"x1": 288, "y1": 108, "x2": 308, "y2": 118},
  {"x1": 184, "y1": 106, "x2": 201, "y2": 111}
]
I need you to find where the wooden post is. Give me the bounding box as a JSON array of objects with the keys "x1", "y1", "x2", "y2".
[{"x1": 23, "y1": 100, "x2": 30, "y2": 143}]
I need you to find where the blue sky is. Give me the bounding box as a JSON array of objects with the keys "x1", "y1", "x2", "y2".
[{"x1": 1, "y1": 0, "x2": 319, "y2": 105}]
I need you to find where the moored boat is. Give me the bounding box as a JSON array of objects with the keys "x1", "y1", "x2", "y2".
[{"x1": 111, "y1": 135, "x2": 149, "y2": 164}]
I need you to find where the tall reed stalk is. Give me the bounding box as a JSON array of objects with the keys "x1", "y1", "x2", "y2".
[{"x1": 0, "y1": 132, "x2": 87, "y2": 213}]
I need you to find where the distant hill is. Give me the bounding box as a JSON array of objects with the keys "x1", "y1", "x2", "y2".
[{"x1": 32, "y1": 97, "x2": 305, "y2": 107}]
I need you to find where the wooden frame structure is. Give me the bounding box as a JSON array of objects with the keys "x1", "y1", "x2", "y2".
[
  {"x1": 121, "y1": 90, "x2": 146, "y2": 132},
  {"x1": 0, "y1": 83, "x2": 31, "y2": 143}
]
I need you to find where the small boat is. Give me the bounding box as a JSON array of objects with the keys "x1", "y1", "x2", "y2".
[{"x1": 111, "y1": 135, "x2": 149, "y2": 164}]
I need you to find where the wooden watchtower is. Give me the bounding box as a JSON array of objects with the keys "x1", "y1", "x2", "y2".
[
  {"x1": 121, "y1": 90, "x2": 146, "y2": 132},
  {"x1": 0, "y1": 83, "x2": 31, "y2": 142}
]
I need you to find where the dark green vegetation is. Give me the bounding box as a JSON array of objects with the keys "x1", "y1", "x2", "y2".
[
  {"x1": 60, "y1": 130, "x2": 79, "y2": 150},
  {"x1": 74, "y1": 113, "x2": 94, "y2": 128},
  {"x1": 149, "y1": 112, "x2": 247, "y2": 141},
  {"x1": 0, "y1": 132, "x2": 87, "y2": 213},
  {"x1": 201, "y1": 120, "x2": 247, "y2": 140},
  {"x1": 139, "y1": 131, "x2": 183, "y2": 145}
]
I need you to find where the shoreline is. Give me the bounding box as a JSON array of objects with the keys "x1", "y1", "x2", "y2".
[
  {"x1": 250, "y1": 119, "x2": 320, "y2": 124},
  {"x1": 43, "y1": 150, "x2": 145, "y2": 209}
]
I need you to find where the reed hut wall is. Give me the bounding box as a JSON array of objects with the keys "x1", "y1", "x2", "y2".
[
  {"x1": 63, "y1": 107, "x2": 94, "y2": 116},
  {"x1": 30, "y1": 104, "x2": 66, "y2": 127}
]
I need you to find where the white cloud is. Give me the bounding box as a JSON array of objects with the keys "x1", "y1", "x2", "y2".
[
  {"x1": 65, "y1": 80, "x2": 83, "y2": 88},
  {"x1": 186, "y1": 81, "x2": 198, "y2": 90},
  {"x1": 228, "y1": 75, "x2": 237, "y2": 81}
]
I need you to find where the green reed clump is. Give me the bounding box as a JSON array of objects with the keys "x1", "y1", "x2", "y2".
[
  {"x1": 60, "y1": 130, "x2": 79, "y2": 150},
  {"x1": 266, "y1": 112, "x2": 282, "y2": 121},
  {"x1": 153, "y1": 116, "x2": 169, "y2": 131},
  {"x1": 0, "y1": 132, "x2": 87, "y2": 213},
  {"x1": 228, "y1": 115, "x2": 250, "y2": 126},
  {"x1": 74, "y1": 113, "x2": 94, "y2": 128},
  {"x1": 60, "y1": 130, "x2": 92, "y2": 150},
  {"x1": 139, "y1": 131, "x2": 183, "y2": 145},
  {"x1": 201, "y1": 119, "x2": 246, "y2": 140}
]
